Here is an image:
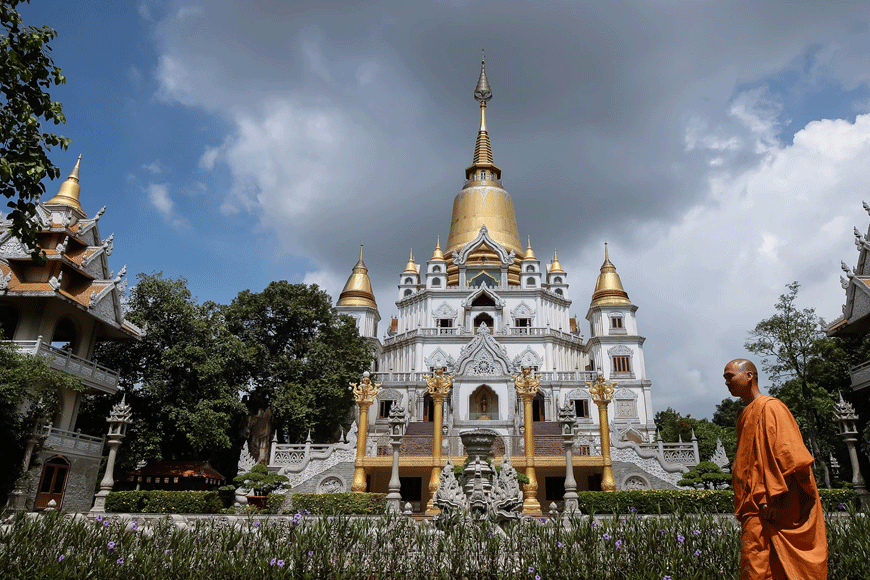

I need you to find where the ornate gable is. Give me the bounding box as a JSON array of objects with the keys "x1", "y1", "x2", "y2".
[
  {"x1": 613, "y1": 387, "x2": 638, "y2": 399},
  {"x1": 607, "y1": 344, "x2": 632, "y2": 356},
  {"x1": 460, "y1": 285, "x2": 505, "y2": 309},
  {"x1": 451, "y1": 225, "x2": 516, "y2": 266},
  {"x1": 510, "y1": 301, "x2": 535, "y2": 321},
  {"x1": 424, "y1": 347, "x2": 457, "y2": 372},
  {"x1": 511, "y1": 346, "x2": 543, "y2": 372},
  {"x1": 432, "y1": 302, "x2": 458, "y2": 320},
  {"x1": 456, "y1": 323, "x2": 511, "y2": 376}
]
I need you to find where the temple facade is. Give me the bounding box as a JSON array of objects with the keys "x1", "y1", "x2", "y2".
[
  {"x1": 1, "y1": 157, "x2": 141, "y2": 512},
  {"x1": 253, "y1": 60, "x2": 699, "y2": 511}
]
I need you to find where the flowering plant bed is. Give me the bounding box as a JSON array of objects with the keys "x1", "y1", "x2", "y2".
[{"x1": 0, "y1": 508, "x2": 867, "y2": 579}]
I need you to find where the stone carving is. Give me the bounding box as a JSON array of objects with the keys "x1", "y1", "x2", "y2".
[
  {"x1": 854, "y1": 227, "x2": 870, "y2": 251},
  {"x1": 424, "y1": 347, "x2": 456, "y2": 372},
  {"x1": 510, "y1": 301, "x2": 535, "y2": 322},
  {"x1": 433, "y1": 302, "x2": 458, "y2": 320},
  {"x1": 842, "y1": 261, "x2": 855, "y2": 279},
  {"x1": 432, "y1": 458, "x2": 465, "y2": 511},
  {"x1": 614, "y1": 388, "x2": 638, "y2": 400},
  {"x1": 511, "y1": 346, "x2": 543, "y2": 373},
  {"x1": 0, "y1": 236, "x2": 25, "y2": 257},
  {"x1": 607, "y1": 344, "x2": 633, "y2": 356},
  {"x1": 55, "y1": 236, "x2": 68, "y2": 255},
  {"x1": 317, "y1": 476, "x2": 344, "y2": 494},
  {"x1": 378, "y1": 388, "x2": 402, "y2": 401},
  {"x1": 710, "y1": 438, "x2": 729, "y2": 471},
  {"x1": 456, "y1": 323, "x2": 511, "y2": 376},
  {"x1": 452, "y1": 224, "x2": 515, "y2": 267},
  {"x1": 238, "y1": 441, "x2": 257, "y2": 473},
  {"x1": 842, "y1": 276, "x2": 850, "y2": 290},
  {"x1": 0, "y1": 269, "x2": 11, "y2": 290},
  {"x1": 460, "y1": 285, "x2": 505, "y2": 309},
  {"x1": 491, "y1": 454, "x2": 523, "y2": 520},
  {"x1": 48, "y1": 271, "x2": 62, "y2": 291},
  {"x1": 623, "y1": 476, "x2": 648, "y2": 490}
]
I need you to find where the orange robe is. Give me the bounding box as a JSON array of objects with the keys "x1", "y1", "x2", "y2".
[{"x1": 733, "y1": 396, "x2": 827, "y2": 580}]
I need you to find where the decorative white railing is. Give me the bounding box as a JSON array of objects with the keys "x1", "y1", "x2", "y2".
[
  {"x1": 11, "y1": 338, "x2": 119, "y2": 393},
  {"x1": 384, "y1": 326, "x2": 583, "y2": 346},
  {"x1": 43, "y1": 424, "x2": 105, "y2": 458},
  {"x1": 369, "y1": 370, "x2": 597, "y2": 385},
  {"x1": 849, "y1": 359, "x2": 870, "y2": 391}
]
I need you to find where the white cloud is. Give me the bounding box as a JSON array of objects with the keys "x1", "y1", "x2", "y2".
[
  {"x1": 142, "y1": 161, "x2": 162, "y2": 175},
  {"x1": 146, "y1": 183, "x2": 189, "y2": 229},
  {"x1": 302, "y1": 269, "x2": 345, "y2": 303}
]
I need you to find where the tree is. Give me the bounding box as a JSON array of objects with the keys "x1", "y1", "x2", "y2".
[
  {"x1": 0, "y1": 334, "x2": 82, "y2": 499},
  {"x1": 224, "y1": 282, "x2": 373, "y2": 462},
  {"x1": 654, "y1": 407, "x2": 736, "y2": 464},
  {"x1": 745, "y1": 281, "x2": 837, "y2": 487},
  {"x1": 1, "y1": 0, "x2": 70, "y2": 259},
  {"x1": 712, "y1": 397, "x2": 746, "y2": 428},
  {"x1": 677, "y1": 461, "x2": 731, "y2": 489},
  {"x1": 85, "y1": 273, "x2": 249, "y2": 477}
]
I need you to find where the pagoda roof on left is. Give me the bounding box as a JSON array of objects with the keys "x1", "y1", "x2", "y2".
[{"x1": 0, "y1": 156, "x2": 142, "y2": 341}]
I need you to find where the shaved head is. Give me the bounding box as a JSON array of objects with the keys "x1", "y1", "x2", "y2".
[{"x1": 727, "y1": 359, "x2": 758, "y2": 375}]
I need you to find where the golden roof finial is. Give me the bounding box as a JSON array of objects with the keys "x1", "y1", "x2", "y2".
[
  {"x1": 44, "y1": 154, "x2": 84, "y2": 214},
  {"x1": 550, "y1": 250, "x2": 565, "y2": 274},
  {"x1": 524, "y1": 236, "x2": 536, "y2": 260},
  {"x1": 337, "y1": 244, "x2": 377, "y2": 309},
  {"x1": 431, "y1": 237, "x2": 445, "y2": 261},
  {"x1": 403, "y1": 249, "x2": 417, "y2": 274},
  {"x1": 590, "y1": 242, "x2": 630, "y2": 307},
  {"x1": 469, "y1": 55, "x2": 498, "y2": 174}
]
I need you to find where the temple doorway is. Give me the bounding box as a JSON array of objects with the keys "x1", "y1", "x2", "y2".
[{"x1": 35, "y1": 456, "x2": 70, "y2": 510}]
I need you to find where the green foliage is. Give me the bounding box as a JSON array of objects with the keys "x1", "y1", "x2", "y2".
[
  {"x1": 0, "y1": 0, "x2": 70, "y2": 259},
  {"x1": 0, "y1": 335, "x2": 83, "y2": 499},
  {"x1": 575, "y1": 489, "x2": 736, "y2": 514},
  {"x1": 104, "y1": 490, "x2": 223, "y2": 514},
  {"x1": 233, "y1": 464, "x2": 288, "y2": 495},
  {"x1": 86, "y1": 273, "x2": 249, "y2": 473},
  {"x1": 266, "y1": 493, "x2": 286, "y2": 514},
  {"x1": 677, "y1": 461, "x2": 732, "y2": 489},
  {"x1": 711, "y1": 398, "x2": 745, "y2": 428},
  {"x1": 654, "y1": 406, "x2": 736, "y2": 462},
  {"x1": 290, "y1": 492, "x2": 386, "y2": 515},
  {"x1": 224, "y1": 281, "x2": 373, "y2": 447}
]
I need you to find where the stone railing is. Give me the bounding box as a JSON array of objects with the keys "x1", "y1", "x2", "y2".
[
  {"x1": 11, "y1": 338, "x2": 120, "y2": 393},
  {"x1": 849, "y1": 359, "x2": 870, "y2": 391},
  {"x1": 370, "y1": 370, "x2": 597, "y2": 385},
  {"x1": 371, "y1": 433, "x2": 573, "y2": 458},
  {"x1": 384, "y1": 326, "x2": 584, "y2": 347},
  {"x1": 43, "y1": 424, "x2": 105, "y2": 459},
  {"x1": 634, "y1": 440, "x2": 699, "y2": 467}
]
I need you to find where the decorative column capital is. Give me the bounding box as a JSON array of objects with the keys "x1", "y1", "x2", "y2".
[
  {"x1": 425, "y1": 367, "x2": 454, "y2": 400},
  {"x1": 512, "y1": 367, "x2": 540, "y2": 398},
  {"x1": 351, "y1": 372, "x2": 381, "y2": 407},
  {"x1": 587, "y1": 372, "x2": 615, "y2": 406}
]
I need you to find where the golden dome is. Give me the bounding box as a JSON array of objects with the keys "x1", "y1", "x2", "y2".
[
  {"x1": 44, "y1": 155, "x2": 84, "y2": 214},
  {"x1": 337, "y1": 245, "x2": 377, "y2": 309},
  {"x1": 590, "y1": 243, "x2": 631, "y2": 307},
  {"x1": 431, "y1": 237, "x2": 445, "y2": 261},
  {"x1": 402, "y1": 250, "x2": 418, "y2": 274},
  {"x1": 524, "y1": 237, "x2": 536, "y2": 260},
  {"x1": 550, "y1": 250, "x2": 565, "y2": 274},
  {"x1": 445, "y1": 57, "x2": 522, "y2": 263}
]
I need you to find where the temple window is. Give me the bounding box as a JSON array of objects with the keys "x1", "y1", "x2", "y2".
[
  {"x1": 404, "y1": 277, "x2": 413, "y2": 284},
  {"x1": 515, "y1": 318, "x2": 530, "y2": 328},
  {"x1": 432, "y1": 278, "x2": 441, "y2": 287},
  {"x1": 404, "y1": 289, "x2": 412, "y2": 297},
  {"x1": 474, "y1": 312, "x2": 494, "y2": 329},
  {"x1": 555, "y1": 289, "x2": 563, "y2": 296},
  {"x1": 574, "y1": 399, "x2": 590, "y2": 418},
  {"x1": 379, "y1": 399, "x2": 394, "y2": 419},
  {"x1": 612, "y1": 355, "x2": 631, "y2": 374},
  {"x1": 432, "y1": 265, "x2": 442, "y2": 272},
  {"x1": 526, "y1": 265, "x2": 535, "y2": 272},
  {"x1": 553, "y1": 276, "x2": 563, "y2": 284},
  {"x1": 527, "y1": 278, "x2": 536, "y2": 287},
  {"x1": 610, "y1": 316, "x2": 624, "y2": 329},
  {"x1": 469, "y1": 385, "x2": 498, "y2": 420}
]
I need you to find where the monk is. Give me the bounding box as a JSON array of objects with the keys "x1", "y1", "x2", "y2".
[{"x1": 725, "y1": 359, "x2": 827, "y2": 579}]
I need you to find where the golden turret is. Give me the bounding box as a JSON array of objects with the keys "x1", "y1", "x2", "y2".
[
  {"x1": 44, "y1": 155, "x2": 84, "y2": 214},
  {"x1": 445, "y1": 57, "x2": 522, "y2": 284},
  {"x1": 549, "y1": 250, "x2": 565, "y2": 273},
  {"x1": 337, "y1": 245, "x2": 378, "y2": 308},
  {"x1": 524, "y1": 237, "x2": 536, "y2": 260},
  {"x1": 403, "y1": 250, "x2": 418, "y2": 274},
  {"x1": 431, "y1": 238, "x2": 445, "y2": 261},
  {"x1": 590, "y1": 243, "x2": 631, "y2": 307}
]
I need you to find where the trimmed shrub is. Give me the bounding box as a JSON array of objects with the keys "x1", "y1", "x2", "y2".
[
  {"x1": 290, "y1": 492, "x2": 386, "y2": 515},
  {"x1": 266, "y1": 493, "x2": 286, "y2": 514},
  {"x1": 105, "y1": 490, "x2": 223, "y2": 514}
]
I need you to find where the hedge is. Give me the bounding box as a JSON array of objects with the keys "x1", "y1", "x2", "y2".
[
  {"x1": 105, "y1": 491, "x2": 223, "y2": 514},
  {"x1": 290, "y1": 492, "x2": 386, "y2": 515},
  {"x1": 573, "y1": 488, "x2": 858, "y2": 515}
]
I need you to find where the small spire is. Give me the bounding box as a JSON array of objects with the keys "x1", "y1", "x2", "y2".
[
  {"x1": 474, "y1": 55, "x2": 492, "y2": 104},
  {"x1": 403, "y1": 249, "x2": 417, "y2": 274},
  {"x1": 337, "y1": 244, "x2": 377, "y2": 309},
  {"x1": 355, "y1": 244, "x2": 365, "y2": 267},
  {"x1": 524, "y1": 236, "x2": 536, "y2": 260},
  {"x1": 590, "y1": 243, "x2": 631, "y2": 307},
  {"x1": 467, "y1": 55, "x2": 499, "y2": 177},
  {"x1": 44, "y1": 154, "x2": 84, "y2": 214},
  {"x1": 550, "y1": 250, "x2": 565, "y2": 274},
  {"x1": 431, "y1": 237, "x2": 445, "y2": 261}
]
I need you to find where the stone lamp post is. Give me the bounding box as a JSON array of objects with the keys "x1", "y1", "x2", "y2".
[
  {"x1": 350, "y1": 371, "x2": 381, "y2": 492},
  {"x1": 834, "y1": 392, "x2": 869, "y2": 508},
  {"x1": 558, "y1": 400, "x2": 579, "y2": 513},
  {"x1": 386, "y1": 404, "x2": 407, "y2": 513},
  {"x1": 91, "y1": 396, "x2": 132, "y2": 513},
  {"x1": 587, "y1": 372, "x2": 616, "y2": 491},
  {"x1": 424, "y1": 367, "x2": 453, "y2": 515},
  {"x1": 513, "y1": 367, "x2": 542, "y2": 514}
]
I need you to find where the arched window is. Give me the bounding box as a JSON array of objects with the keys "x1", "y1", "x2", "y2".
[
  {"x1": 553, "y1": 276, "x2": 563, "y2": 284},
  {"x1": 474, "y1": 313, "x2": 494, "y2": 330},
  {"x1": 0, "y1": 303, "x2": 19, "y2": 339},
  {"x1": 403, "y1": 289, "x2": 412, "y2": 297},
  {"x1": 51, "y1": 318, "x2": 77, "y2": 352},
  {"x1": 526, "y1": 278, "x2": 536, "y2": 287},
  {"x1": 431, "y1": 278, "x2": 441, "y2": 287},
  {"x1": 432, "y1": 265, "x2": 441, "y2": 273},
  {"x1": 526, "y1": 265, "x2": 535, "y2": 272},
  {"x1": 471, "y1": 293, "x2": 495, "y2": 308},
  {"x1": 555, "y1": 289, "x2": 564, "y2": 296},
  {"x1": 532, "y1": 392, "x2": 546, "y2": 421},
  {"x1": 469, "y1": 385, "x2": 498, "y2": 420},
  {"x1": 404, "y1": 277, "x2": 414, "y2": 285}
]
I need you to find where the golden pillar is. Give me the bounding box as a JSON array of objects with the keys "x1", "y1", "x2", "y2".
[
  {"x1": 350, "y1": 372, "x2": 380, "y2": 492},
  {"x1": 588, "y1": 372, "x2": 616, "y2": 491},
  {"x1": 424, "y1": 368, "x2": 453, "y2": 515},
  {"x1": 513, "y1": 367, "x2": 542, "y2": 514}
]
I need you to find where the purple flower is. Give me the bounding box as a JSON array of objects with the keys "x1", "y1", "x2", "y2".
[
  {"x1": 270, "y1": 558, "x2": 277, "y2": 566},
  {"x1": 557, "y1": 541, "x2": 563, "y2": 548},
  {"x1": 591, "y1": 522, "x2": 596, "y2": 527},
  {"x1": 165, "y1": 550, "x2": 170, "y2": 555},
  {"x1": 692, "y1": 529, "x2": 701, "y2": 536},
  {"x1": 663, "y1": 576, "x2": 672, "y2": 580},
  {"x1": 107, "y1": 541, "x2": 116, "y2": 551},
  {"x1": 602, "y1": 533, "x2": 611, "y2": 540},
  {"x1": 196, "y1": 538, "x2": 202, "y2": 544},
  {"x1": 103, "y1": 521, "x2": 109, "y2": 527},
  {"x1": 57, "y1": 555, "x2": 64, "y2": 562},
  {"x1": 116, "y1": 558, "x2": 124, "y2": 564},
  {"x1": 277, "y1": 560, "x2": 285, "y2": 567},
  {"x1": 308, "y1": 551, "x2": 313, "y2": 556},
  {"x1": 488, "y1": 532, "x2": 494, "y2": 538},
  {"x1": 528, "y1": 566, "x2": 535, "y2": 573},
  {"x1": 254, "y1": 522, "x2": 260, "y2": 528},
  {"x1": 694, "y1": 549, "x2": 702, "y2": 556},
  {"x1": 540, "y1": 517, "x2": 547, "y2": 523},
  {"x1": 615, "y1": 539, "x2": 622, "y2": 550},
  {"x1": 659, "y1": 529, "x2": 666, "y2": 534},
  {"x1": 629, "y1": 506, "x2": 637, "y2": 513},
  {"x1": 839, "y1": 502, "x2": 846, "y2": 511},
  {"x1": 535, "y1": 576, "x2": 541, "y2": 580},
  {"x1": 677, "y1": 534, "x2": 685, "y2": 543},
  {"x1": 96, "y1": 514, "x2": 104, "y2": 522},
  {"x1": 131, "y1": 522, "x2": 138, "y2": 531}
]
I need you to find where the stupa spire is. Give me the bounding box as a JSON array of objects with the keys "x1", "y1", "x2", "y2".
[
  {"x1": 590, "y1": 243, "x2": 631, "y2": 307},
  {"x1": 467, "y1": 55, "x2": 500, "y2": 179},
  {"x1": 44, "y1": 155, "x2": 84, "y2": 215},
  {"x1": 337, "y1": 244, "x2": 377, "y2": 308}
]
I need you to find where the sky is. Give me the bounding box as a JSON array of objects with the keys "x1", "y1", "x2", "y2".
[{"x1": 15, "y1": 0, "x2": 870, "y2": 419}]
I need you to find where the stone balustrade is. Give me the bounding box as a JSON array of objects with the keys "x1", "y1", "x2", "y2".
[{"x1": 11, "y1": 339, "x2": 120, "y2": 393}]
